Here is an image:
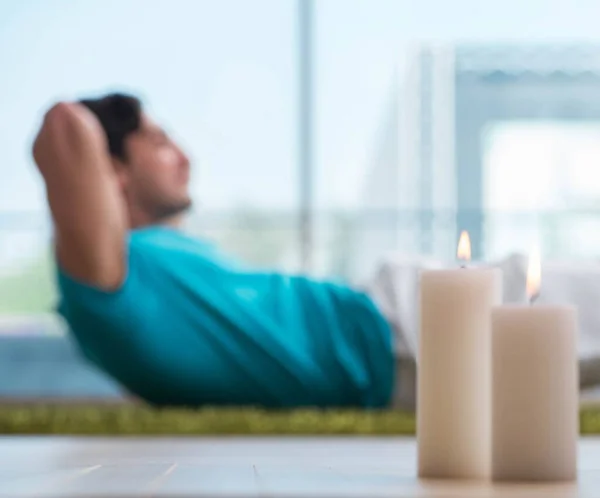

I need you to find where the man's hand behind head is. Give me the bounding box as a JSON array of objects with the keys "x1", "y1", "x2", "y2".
[{"x1": 33, "y1": 101, "x2": 128, "y2": 291}]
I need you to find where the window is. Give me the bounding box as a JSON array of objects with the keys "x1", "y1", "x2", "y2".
[
  {"x1": 0, "y1": 0, "x2": 296, "y2": 322},
  {"x1": 315, "y1": 0, "x2": 600, "y2": 280},
  {"x1": 2, "y1": 0, "x2": 600, "y2": 323}
]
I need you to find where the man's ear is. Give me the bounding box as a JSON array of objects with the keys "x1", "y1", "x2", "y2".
[{"x1": 111, "y1": 157, "x2": 129, "y2": 191}]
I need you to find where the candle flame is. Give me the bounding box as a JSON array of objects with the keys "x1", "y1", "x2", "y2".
[
  {"x1": 527, "y1": 246, "x2": 541, "y2": 301},
  {"x1": 457, "y1": 231, "x2": 471, "y2": 262}
]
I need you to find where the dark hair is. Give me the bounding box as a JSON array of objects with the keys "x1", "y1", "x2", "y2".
[{"x1": 79, "y1": 93, "x2": 142, "y2": 161}]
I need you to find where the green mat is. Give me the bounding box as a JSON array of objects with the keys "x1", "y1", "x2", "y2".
[{"x1": 1, "y1": 404, "x2": 600, "y2": 435}]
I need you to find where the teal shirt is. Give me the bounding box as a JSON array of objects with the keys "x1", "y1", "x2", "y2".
[{"x1": 57, "y1": 227, "x2": 394, "y2": 408}]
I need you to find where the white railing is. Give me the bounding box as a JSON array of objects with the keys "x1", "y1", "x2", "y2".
[{"x1": 1, "y1": 209, "x2": 600, "y2": 317}]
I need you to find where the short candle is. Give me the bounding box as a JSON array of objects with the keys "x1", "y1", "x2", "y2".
[{"x1": 491, "y1": 247, "x2": 578, "y2": 482}]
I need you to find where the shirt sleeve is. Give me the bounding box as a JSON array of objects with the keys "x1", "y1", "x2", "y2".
[
  {"x1": 56, "y1": 235, "x2": 158, "y2": 337},
  {"x1": 57, "y1": 241, "x2": 139, "y2": 311}
]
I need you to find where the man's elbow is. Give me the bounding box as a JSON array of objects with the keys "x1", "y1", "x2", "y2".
[
  {"x1": 32, "y1": 102, "x2": 78, "y2": 173},
  {"x1": 44, "y1": 102, "x2": 78, "y2": 127}
]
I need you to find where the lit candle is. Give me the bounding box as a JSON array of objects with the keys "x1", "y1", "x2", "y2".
[
  {"x1": 418, "y1": 231, "x2": 502, "y2": 479},
  {"x1": 492, "y1": 248, "x2": 578, "y2": 482}
]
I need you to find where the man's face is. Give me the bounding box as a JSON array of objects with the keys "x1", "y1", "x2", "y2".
[{"x1": 120, "y1": 114, "x2": 192, "y2": 222}]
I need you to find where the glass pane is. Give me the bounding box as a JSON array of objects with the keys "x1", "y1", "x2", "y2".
[
  {"x1": 0, "y1": 0, "x2": 297, "y2": 321},
  {"x1": 315, "y1": 0, "x2": 600, "y2": 278},
  {"x1": 484, "y1": 122, "x2": 600, "y2": 259}
]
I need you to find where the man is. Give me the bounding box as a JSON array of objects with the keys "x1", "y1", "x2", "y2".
[
  {"x1": 33, "y1": 93, "x2": 400, "y2": 409},
  {"x1": 33, "y1": 93, "x2": 600, "y2": 410}
]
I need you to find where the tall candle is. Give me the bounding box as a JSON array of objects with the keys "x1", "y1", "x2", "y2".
[
  {"x1": 492, "y1": 249, "x2": 578, "y2": 482},
  {"x1": 418, "y1": 231, "x2": 502, "y2": 479}
]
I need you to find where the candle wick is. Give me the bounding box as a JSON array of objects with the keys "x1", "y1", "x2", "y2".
[{"x1": 529, "y1": 292, "x2": 540, "y2": 305}]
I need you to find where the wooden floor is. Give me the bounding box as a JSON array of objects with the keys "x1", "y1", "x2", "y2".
[{"x1": 0, "y1": 437, "x2": 599, "y2": 497}]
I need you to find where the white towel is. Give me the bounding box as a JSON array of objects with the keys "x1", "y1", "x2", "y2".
[{"x1": 363, "y1": 253, "x2": 600, "y2": 401}]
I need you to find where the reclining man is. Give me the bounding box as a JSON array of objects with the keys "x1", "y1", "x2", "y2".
[{"x1": 32, "y1": 94, "x2": 600, "y2": 410}]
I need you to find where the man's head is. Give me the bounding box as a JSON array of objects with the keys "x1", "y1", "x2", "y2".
[{"x1": 80, "y1": 93, "x2": 191, "y2": 227}]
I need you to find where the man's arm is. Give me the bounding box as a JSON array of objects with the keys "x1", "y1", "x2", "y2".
[{"x1": 33, "y1": 102, "x2": 127, "y2": 290}]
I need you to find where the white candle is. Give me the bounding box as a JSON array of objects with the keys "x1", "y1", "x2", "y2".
[
  {"x1": 492, "y1": 249, "x2": 578, "y2": 482},
  {"x1": 418, "y1": 231, "x2": 502, "y2": 479}
]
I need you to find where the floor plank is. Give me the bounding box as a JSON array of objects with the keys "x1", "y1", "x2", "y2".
[{"x1": 0, "y1": 436, "x2": 597, "y2": 497}]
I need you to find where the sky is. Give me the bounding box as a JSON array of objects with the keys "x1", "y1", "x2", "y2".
[
  {"x1": 484, "y1": 122, "x2": 600, "y2": 259},
  {"x1": 3, "y1": 0, "x2": 600, "y2": 272},
  {"x1": 3, "y1": 0, "x2": 600, "y2": 215}
]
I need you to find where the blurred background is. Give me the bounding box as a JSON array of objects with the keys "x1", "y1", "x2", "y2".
[{"x1": 3, "y1": 0, "x2": 600, "y2": 397}]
